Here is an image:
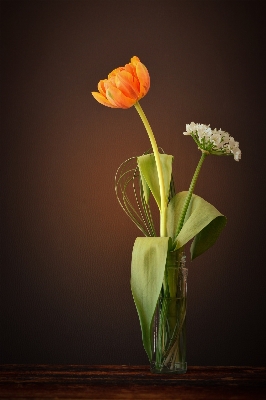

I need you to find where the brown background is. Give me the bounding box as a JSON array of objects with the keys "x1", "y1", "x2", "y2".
[{"x1": 1, "y1": 0, "x2": 265, "y2": 366}]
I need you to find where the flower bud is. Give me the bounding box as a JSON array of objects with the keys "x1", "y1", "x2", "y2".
[{"x1": 92, "y1": 56, "x2": 150, "y2": 109}]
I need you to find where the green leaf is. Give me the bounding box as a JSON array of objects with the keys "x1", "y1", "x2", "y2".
[
  {"x1": 167, "y1": 191, "x2": 227, "y2": 259},
  {"x1": 190, "y1": 216, "x2": 227, "y2": 259},
  {"x1": 131, "y1": 237, "x2": 171, "y2": 360},
  {"x1": 139, "y1": 170, "x2": 150, "y2": 204},
  {"x1": 167, "y1": 192, "x2": 189, "y2": 239},
  {"x1": 137, "y1": 154, "x2": 173, "y2": 210}
]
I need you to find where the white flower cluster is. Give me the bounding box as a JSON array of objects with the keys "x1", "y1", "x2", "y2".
[{"x1": 183, "y1": 122, "x2": 241, "y2": 161}]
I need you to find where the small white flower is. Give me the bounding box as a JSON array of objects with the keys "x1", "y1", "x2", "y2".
[
  {"x1": 198, "y1": 124, "x2": 212, "y2": 140},
  {"x1": 183, "y1": 122, "x2": 198, "y2": 135},
  {"x1": 233, "y1": 149, "x2": 241, "y2": 161},
  {"x1": 211, "y1": 132, "x2": 222, "y2": 148},
  {"x1": 183, "y1": 122, "x2": 241, "y2": 161}
]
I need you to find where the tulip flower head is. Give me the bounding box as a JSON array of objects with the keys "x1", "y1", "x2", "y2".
[{"x1": 92, "y1": 56, "x2": 150, "y2": 109}]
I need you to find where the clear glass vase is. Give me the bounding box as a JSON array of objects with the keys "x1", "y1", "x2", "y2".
[{"x1": 150, "y1": 251, "x2": 188, "y2": 374}]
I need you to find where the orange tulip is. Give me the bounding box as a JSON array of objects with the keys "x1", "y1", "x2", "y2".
[{"x1": 92, "y1": 56, "x2": 150, "y2": 109}]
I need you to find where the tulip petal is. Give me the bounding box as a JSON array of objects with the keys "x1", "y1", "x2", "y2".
[
  {"x1": 91, "y1": 92, "x2": 118, "y2": 108},
  {"x1": 108, "y1": 67, "x2": 123, "y2": 79},
  {"x1": 105, "y1": 84, "x2": 136, "y2": 109},
  {"x1": 125, "y1": 63, "x2": 138, "y2": 79},
  {"x1": 136, "y1": 61, "x2": 150, "y2": 98},
  {"x1": 106, "y1": 76, "x2": 116, "y2": 87},
  {"x1": 115, "y1": 71, "x2": 140, "y2": 99},
  {"x1": 98, "y1": 80, "x2": 107, "y2": 96},
  {"x1": 130, "y1": 56, "x2": 140, "y2": 66}
]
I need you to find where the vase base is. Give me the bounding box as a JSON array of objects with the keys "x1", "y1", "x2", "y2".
[{"x1": 150, "y1": 362, "x2": 187, "y2": 374}]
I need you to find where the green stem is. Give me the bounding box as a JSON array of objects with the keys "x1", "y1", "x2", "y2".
[
  {"x1": 134, "y1": 101, "x2": 167, "y2": 237},
  {"x1": 173, "y1": 152, "x2": 207, "y2": 245}
]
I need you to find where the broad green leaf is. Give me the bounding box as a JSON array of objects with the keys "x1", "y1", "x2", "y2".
[
  {"x1": 131, "y1": 237, "x2": 171, "y2": 360},
  {"x1": 167, "y1": 191, "x2": 227, "y2": 259},
  {"x1": 139, "y1": 170, "x2": 150, "y2": 204},
  {"x1": 167, "y1": 192, "x2": 189, "y2": 239},
  {"x1": 137, "y1": 154, "x2": 173, "y2": 210},
  {"x1": 190, "y1": 216, "x2": 226, "y2": 259}
]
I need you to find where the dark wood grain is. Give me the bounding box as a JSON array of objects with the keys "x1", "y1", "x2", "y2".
[{"x1": 0, "y1": 365, "x2": 265, "y2": 399}]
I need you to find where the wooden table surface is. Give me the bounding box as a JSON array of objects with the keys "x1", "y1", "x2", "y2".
[{"x1": 0, "y1": 365, "x2": 265, "y2": 399}]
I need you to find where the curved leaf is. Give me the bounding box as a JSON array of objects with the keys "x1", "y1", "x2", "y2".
[
  {"x1": 137, "y1": 154, "x2": 173, "y2": 209},
  {"x1": 167, "y1": 192, "x2": 188, "y2": 239},
  {"x1": 139, "y1": 170, "x2": 150, "y2": 204},
  {"x1": 131, "y1": 237, "x2": 171, "y2": 360},
  {"x1": 190, "y1": 216, "x2": 226, "y2": 259},
  {"x1": 167, "y1": 191, "x2": 227, "y2": 259}
]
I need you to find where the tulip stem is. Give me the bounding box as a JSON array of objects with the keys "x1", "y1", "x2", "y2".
[{"x1": 134, "y1": 101, "x2": 167, "y2": 237}]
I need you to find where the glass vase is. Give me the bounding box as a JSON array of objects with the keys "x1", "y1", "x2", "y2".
[{"x1": 150, "y1": 251, "x2": 188, "y2": 374}]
